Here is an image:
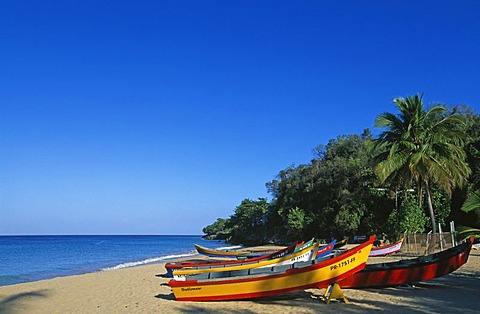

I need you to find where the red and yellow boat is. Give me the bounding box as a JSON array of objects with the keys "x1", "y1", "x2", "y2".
[{"x1": 168, "y1": 235, "x2": 375, "y2": 301}]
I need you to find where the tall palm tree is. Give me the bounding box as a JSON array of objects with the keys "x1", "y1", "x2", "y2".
[{"x1": 372, "y1": 95, "x2": 471, "y2": 233}]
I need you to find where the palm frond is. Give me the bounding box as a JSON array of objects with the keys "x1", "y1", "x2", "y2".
[
  {"x1": 462, "y1": 191, "x2": 480, "y2": 213},
  {"x1": 456, "y1": 225, "x2": 480, "y2": 241}
]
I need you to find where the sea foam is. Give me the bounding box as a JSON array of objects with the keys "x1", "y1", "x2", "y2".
[
  {"x1": 102, "y1": 253, "x2": 197, "y2": 271},
  {"x1": 211, "y1": 245, "x2": 242, "y2": 251},
  {"x1": 102, "y1": 245, "x2": 243, "y2": 271}
]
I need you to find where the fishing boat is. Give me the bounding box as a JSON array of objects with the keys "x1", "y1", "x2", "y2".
[
  {"x1": 166, "y1": 239, "x2": 336, "y2": 278},
  {"x1": 194, "y1": 244, "x2": 278, "y2": 259},
  {"x1": 172, "y1": 239, "x2": 320, "y2": 280},
  {"x1": 341, "y1": 237, "x2": 474, "y2": 288},
  {"x1": 315, "y1": 239, "x2": 336, "y2": 259},
  {"x1": 168, "y1": 235, "x2": 375, "y2": 301},
  {"x1": 167, "y1": 240, "x2": 309, "y2": 276},
  {"x1": 166, "y1": 242, "x2": 298, "y2": 277},
  {"x1": 369, "y1": 238, "x2": 404, "y2": 257},
  {"x1": 334, "y1": 238, "x2": 348, "y2": 249}
]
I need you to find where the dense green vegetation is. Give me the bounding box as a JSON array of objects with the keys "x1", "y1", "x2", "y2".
[{"x1": 203, "y1": 95, "x2": 480, "y2": 244}]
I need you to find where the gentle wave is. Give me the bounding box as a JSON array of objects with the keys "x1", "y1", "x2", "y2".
[
  {"x1": 102, "y1": 253, "x2": 197, "y2": 271},
  {"x1": 102, "y1": 246, "x2": 242, "y2": 271}
]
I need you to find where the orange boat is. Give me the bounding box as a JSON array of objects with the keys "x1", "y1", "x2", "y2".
[{"x1": 168, "y1": 235, "x2": 375, "y2": 301}]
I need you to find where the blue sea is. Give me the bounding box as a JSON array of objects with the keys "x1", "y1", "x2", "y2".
[{"x1": 0, "y1": 235, "x2": 238, "y2": 287}]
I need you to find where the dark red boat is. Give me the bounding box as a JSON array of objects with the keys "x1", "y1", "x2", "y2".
[{"x1": 340, "y1": 237, "x2": 474, "y2": 288}]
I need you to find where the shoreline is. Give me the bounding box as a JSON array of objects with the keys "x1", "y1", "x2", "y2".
[
  {"x1": 0, "y1": 252, "x2": 201, "y2": 288},
  {"x1": 0, "y1": 235, "x2": 238, "y2": 287},
  {"x1": 0, "y1": 253, "x2": 199, "y2": 289},
  {"x1": 1, "y1": 250, "x2": 479, "y2": 313}
]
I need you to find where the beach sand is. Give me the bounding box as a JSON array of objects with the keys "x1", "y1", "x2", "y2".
[{"x1": 1, "y1": 249, "x2": 479, "y2": 313}]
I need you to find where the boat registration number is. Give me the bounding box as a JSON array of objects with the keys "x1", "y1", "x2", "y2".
[{"x1": 330, "y1": 257, "x2": 355, "y2": 271}]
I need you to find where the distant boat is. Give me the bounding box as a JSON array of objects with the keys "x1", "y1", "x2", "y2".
[
  {"x1": 334, "y1": 237, "x2": 348, "y2": 249},
  {"x1": 168, "y1": 235, "x2": 375, "y2": 301},
  {"x1": 369, "y1": 238, "x2": 404, "y2": 257},
  {"x1": 172, "y1": 239, "x2": 320, "y2": 280},
  {"x1": 194, "y1": 244, "x2": 278, "y2": 259},
  {"x1": 341, "y1": 237, "x2": 474, "y2": 288}
]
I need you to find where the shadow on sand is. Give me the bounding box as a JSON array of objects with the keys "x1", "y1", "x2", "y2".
[{"x1": 0, "y1": 290, "x2": 48, "y2": 313}]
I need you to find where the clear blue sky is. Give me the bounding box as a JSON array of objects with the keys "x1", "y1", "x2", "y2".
[{"x1": 1, "y1": 1, "x2": 479, "y2": 235}]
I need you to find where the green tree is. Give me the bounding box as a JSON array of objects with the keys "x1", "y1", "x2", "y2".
[
  {"x1": 457, "y1": 106, "x2": 480, "y2": 191},
  {"x1": 386, "y1": 196, "x2": 427, "y2": 239},
  {"x1": 267, "y1": 134, "x2": 377, "y2": 240},
  {"x1": 449, "y1": 106, "x2": 480, "y2": 228},
  {"x1": 202, "y1": 218, "x2": 229, "y2": 240},
  {"x1": 227, "y1": 198, "x2": 269, "y2": 245},
  {"x1": 372, "y1": 95, "x2": 471, "y2": 233},
  {"x1": 285, "y1": 207, "x2": 314, "y2": 240}
]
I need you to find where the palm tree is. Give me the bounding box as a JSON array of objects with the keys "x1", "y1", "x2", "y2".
[
  {"x1": 372, "y1": 95, "x2": 471, "y2": 233},
  {"x1": 458, "y1": 190, "x2": 480, "y2": 240}
]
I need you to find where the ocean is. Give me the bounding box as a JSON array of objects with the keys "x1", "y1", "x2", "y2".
[{"x1": 0, "y1": 235, "x2": 237, "y2": 287}]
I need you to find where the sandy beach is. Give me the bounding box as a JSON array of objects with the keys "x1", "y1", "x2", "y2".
[{"x1": 1, "y1": 249, "x2": 479, "y2": 314}]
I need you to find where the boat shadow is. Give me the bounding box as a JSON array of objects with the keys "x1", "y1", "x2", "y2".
[
  {"x1": 155, "y1": 282, "x2": 176, "y2": 301},
  {"x1": 155, "y1": 272, "x2": 170, "y2": 278},
  {"x1": 348, "y1": 275, "x2": 480, "y2": 313},
  {"x1": 0, "y1": 290, "x2": 48, "y2": 313},
  {"x1": 154, "y1": 292, "x2": 176, "y2": 301}
]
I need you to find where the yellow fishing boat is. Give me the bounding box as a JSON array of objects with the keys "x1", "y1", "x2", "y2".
[{"x1": 168, "y1": 235, "x2": 375, "y2": 301}]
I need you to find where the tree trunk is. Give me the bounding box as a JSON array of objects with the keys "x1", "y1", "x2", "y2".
[
  {"x1": 425, "y1": 181, "x2": 437, "y2": 234},
  {"x1": 418, "y1": 180, "x2": 423, "y2": 208}
]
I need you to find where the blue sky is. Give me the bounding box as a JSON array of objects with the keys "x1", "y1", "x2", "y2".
[{"x1": 1, "y1": 1, "x2": 479, "y2": 235}]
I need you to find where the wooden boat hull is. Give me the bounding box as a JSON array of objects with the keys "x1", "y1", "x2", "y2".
[
  {"x1": 173, "y1": 240, "x2": 320, "y2": 280},
  {"x1": 194, "y1": 244, "x2": 277, "y2": 259},
  {"x1": 341, "y1": 237, "x2": 474, "y2": 288},
  {"x1": 168, "y1": 236, "x2": 375, "y2": 301},
  {"x1": 315, "y1": 240, "x2": 336, "y2": 259},
  {"x1": 369, "y1": 238, "x2": 404, "y2": 257}
]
